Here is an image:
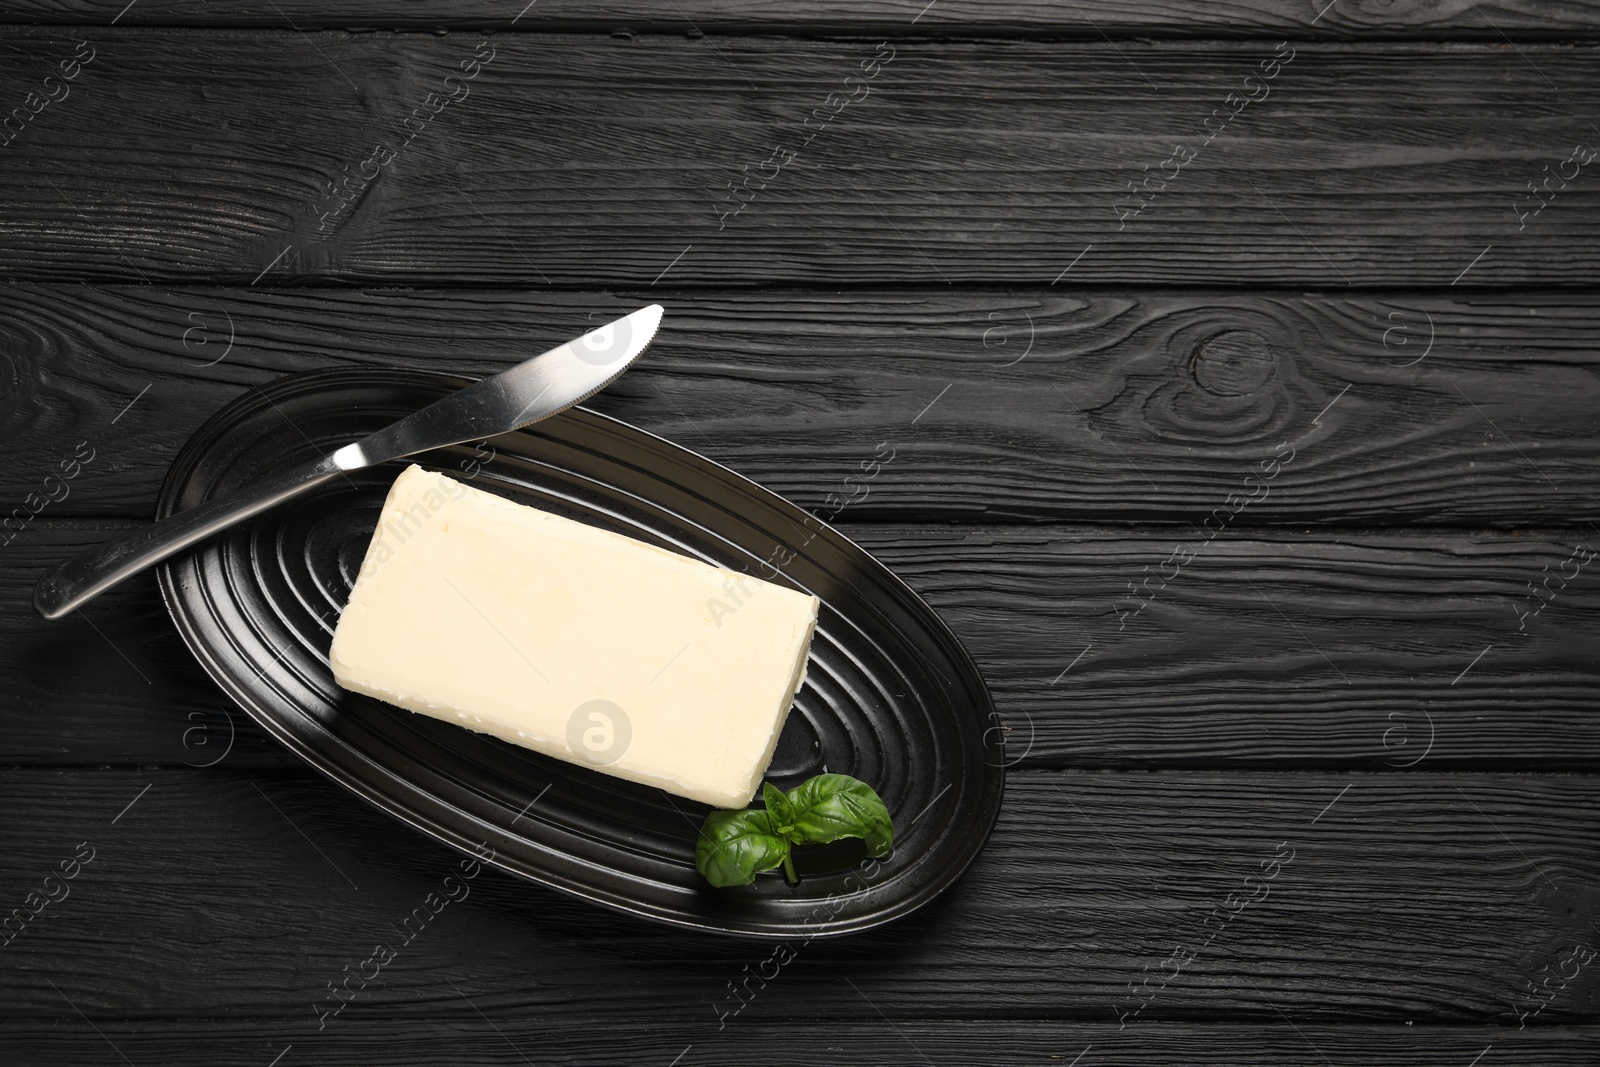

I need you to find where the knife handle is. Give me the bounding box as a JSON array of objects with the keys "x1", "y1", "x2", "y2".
[{"x1": 34, "y1": 455, "x2": 344, "y2": 620}]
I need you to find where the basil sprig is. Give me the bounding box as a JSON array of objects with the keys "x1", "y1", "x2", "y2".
[{"x1": 695, "y1": 774, "x2": 894, "y2": 887}]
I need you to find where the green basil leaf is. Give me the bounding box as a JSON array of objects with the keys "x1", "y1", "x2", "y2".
[
  {"x1": 762, "y1": 782, "x2": 796, "y2": 837},
  {"x1": 783, "y1": 773, "x2": 894, "y2": 857},
  {"x1": 695, "y1": 808, "x2": 790, "y2": 888}
]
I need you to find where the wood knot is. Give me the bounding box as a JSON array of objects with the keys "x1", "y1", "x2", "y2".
[{"x1": 1191, "y1": 330, "x2": 1277, "y2": 397}]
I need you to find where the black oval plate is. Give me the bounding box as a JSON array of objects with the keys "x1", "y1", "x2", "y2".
[{"x1": 157, "y1": 368, "x2": 1004, "y2": 939}]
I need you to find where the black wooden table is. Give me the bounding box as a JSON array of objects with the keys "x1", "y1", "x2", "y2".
[{"x1": 4, "y1": 3, "x2": 1599, "y2": 1064}]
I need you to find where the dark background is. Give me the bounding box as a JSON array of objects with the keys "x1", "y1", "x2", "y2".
[{"x1": 3, "y1": 2, "x2": 1599, "y2": 1064}]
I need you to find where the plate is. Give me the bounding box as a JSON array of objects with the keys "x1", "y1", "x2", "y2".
[{"x1": 156, "y1": 368, "x2": 1005, "y2": 939}]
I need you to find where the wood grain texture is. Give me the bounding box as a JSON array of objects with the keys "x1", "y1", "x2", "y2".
[
  {"x1": 6, "y1": 521, "x2": 1597, "y2": 769},
  {"x1": 3, "y1": 285, "x2": 1598, "y2": 525},
  {"x1": 1, "y1": 767, "x2": 1596, "y2": 1023},
  {"x1": 2, "y1": 1019, "x2": 1596, "y2": 1067},
  {"x1": 0, "y1": 33, "x2": 1596, "y2": 286},
  {"x1": 4, "y1": 0, "x2": 1600, "y2": 38}
]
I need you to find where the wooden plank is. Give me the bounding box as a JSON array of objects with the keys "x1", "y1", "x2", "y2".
[
  {"x1": 2, "y1": 522, "x2": 289, "y2": 769},
  {"x1": 0, "y1": 34, "x2": 1596, "y2": 286},
  {"x1": 1, "y1": 1018, "x2": 1593, "y2": 1067},
  {"x1": 886, "y1": 524, "x2": 1600, "y2": 769},
  {"x1": 1, "y1": 766, "x2": 1596, "y2": 1022},
  {"x1": 6, "y1": 521, "x2": 1597, "y2": 768},
  {"x1": 4, "y1": 286, "x2": 1599, "y2": 525},
  {"x1": 4, "y1": 0, "x2": 1599, "y2": 38}
]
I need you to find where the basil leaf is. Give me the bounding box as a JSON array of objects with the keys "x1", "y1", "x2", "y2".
[
  {"x1": 694, "y1": 773, "x2": 895, "y2": 888},
  {"x1": 695, "y1": 808, "x2": 790, "y2": 888},
  {"x1": 783, "y1": 773, "x2": 894, "y2": 857},
  {"x1": 762, "y1": 782, "x2": 796, "y2": 837}
]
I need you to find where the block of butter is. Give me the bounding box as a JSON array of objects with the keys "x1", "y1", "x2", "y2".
[{"x1": 329, "y1": 465, "x2": 819, "y2": 808}]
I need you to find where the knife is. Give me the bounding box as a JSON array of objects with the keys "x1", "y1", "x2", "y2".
[{"x1": 34, "y1": 304, "x2": 664, "y2": 620}]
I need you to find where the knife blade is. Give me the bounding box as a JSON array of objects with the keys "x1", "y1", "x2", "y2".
[{"x1": 34, "y1": 304, "x2": 663, "y2": 620}]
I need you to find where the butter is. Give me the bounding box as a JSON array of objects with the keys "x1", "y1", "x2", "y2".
[{"x1": 329, "y1": 465, "x2": 819, "y2": 808}]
